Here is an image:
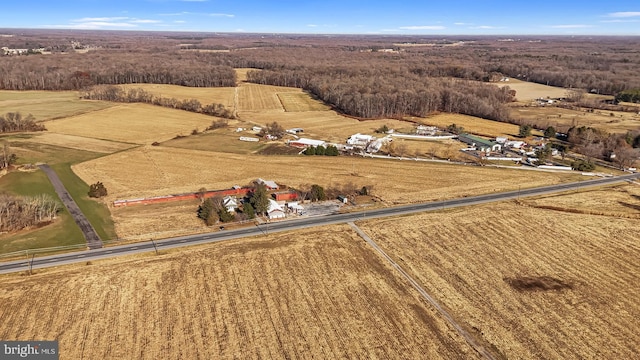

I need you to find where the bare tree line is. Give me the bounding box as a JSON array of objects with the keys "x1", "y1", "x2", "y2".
[
  {"x1": 0, "y1": 112, "x2": 46, "y2": 133},
  {"x1": 0, "y1": 194, "x2": 60, "y2": 232},
  {"x1": 82, "y1": 86, "x2": 234, "y2": 118}
]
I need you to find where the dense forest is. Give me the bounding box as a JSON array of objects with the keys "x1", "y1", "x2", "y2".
[
  {"x1": 247, "y1": 67, "x2": 513, "y2": 120},
  {"x1": 0, "y1": 51, "x2": 236, "y2": 90},
  {"x1": 2, "y1": 30, "x2": 640, "y2": 120}
]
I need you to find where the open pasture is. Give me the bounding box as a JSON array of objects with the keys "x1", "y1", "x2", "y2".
[
  {"x1": 497, "y1": 78, "x2": 569, "y2": 102},
  {"x1": 411, "y1": 113, "x2": 529, "y2": 138},
  {"x1": 0, "y1": 225, "x2": 473, "y2": 359},
  {"x1": 44, "y1": 104, "x2": 216, "y2": 144},
  {"x1": 361, "y1": 196, "x2": 640, "y2": 359},
  {"x1": 511, "y1": 105, "x2": 640, "y2": 133},
  {"x1": 21, "y1": 133, "x2": 135, "y2": 154},
  {"x1": 162, "y1": 126, "x2": 268, "y2": 155},
  {"x1": 277, "y1": 92, "x2": 331, "y2": 112},
  {"x1": 0, "y1": 90, "x2": 112, "y2": 121},
  {"x1": 390, "y1": 138, "x2": 472, "y2": 162},
  {"x1": 118, "y1": 84, "x2": 236, "y2": 109},
  {"x1": 72, "y1": 145, "x2": 581, "y2": 206}
]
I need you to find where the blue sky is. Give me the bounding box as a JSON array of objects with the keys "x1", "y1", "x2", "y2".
[{"x1": 1, "y1": 0, "x2": 639, "y2": 35}]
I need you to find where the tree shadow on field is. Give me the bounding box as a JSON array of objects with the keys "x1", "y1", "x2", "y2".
[
  {"x1": 504, "y1": 276, "x2": 573, "y2": 292},
  {"x1": 618, "y1": 201, "x2": 640, "y2": 212}
]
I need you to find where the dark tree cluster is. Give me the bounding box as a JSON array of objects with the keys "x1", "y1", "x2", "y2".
[
  {"x1": 0, "y1": 112, "x2": 46, "y2": 133},
  {"x1": 0, "y1": 194, "x2": 60, "y2": 232},
  {"x1": 616, "y1": 89, "x2": 640, "y2": 103},
  {"x1": 82, "y1": 86, "x2": 233, "y2": 118},
  {"x1": 88, "y1": 182, "x2": 108, "y2": 198},
  {"x1": 303, "y1": 145, "x2": 339, "y2": 156}
]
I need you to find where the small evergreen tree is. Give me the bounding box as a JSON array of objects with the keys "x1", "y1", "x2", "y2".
[
  {"x1": 571, "y1": 159, "x2": 596, "y2": 171},
  {"x1": 315, "y1": 145, "x2": 326, "y2": 156},
  {"x1": 304, "y1": 146, "x2": 316, "y2": 155},
  {"x1": 250, "y1": 183, "x2": 270, "y2": 215},
  {"x1": 325, "y1": 145, "x2": 339, "y2": 156},
  {"x1": 197, "y1": 198, "x2": 218, "y2": 225},
  {"x1": 218, "y1": 207, "x2": 235, "y2": 223},
  {"x1": 519, "y1": 124, "x2": 533, "y2": 138},
  {"x1": 310, "y1": 184, "x2": 326, "y2": 201},
  {"x1": 543, "y1": 126, "x2": 556, "y2": 139},
  {"x1": 243, "y1": 202, "x2": 256, "y2": 219}
]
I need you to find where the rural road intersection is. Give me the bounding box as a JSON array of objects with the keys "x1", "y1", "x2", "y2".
[{"x1": 1, "y1": 172, "x2": 639, "y2": 275}]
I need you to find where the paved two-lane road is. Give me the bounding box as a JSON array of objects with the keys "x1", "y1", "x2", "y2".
[{"x1": 2, "y1": 172, "x2": 638, "y2": 274}]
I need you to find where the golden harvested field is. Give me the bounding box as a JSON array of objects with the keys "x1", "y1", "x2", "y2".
[
  {"x1": 0, "y1": 90, "x2": 113, "y2": 121},
  {"x1": 111, "y1": 200, "x2": 211, "y2": 241},
  {"x1": 360, "y1": 194, "x2": 640, "y2": 359},
  {"x1": 0, "y1": 225, "x2": 474, "y2": 359},
  {"x1": 44, "y1": 104, "x2": 216, "y2": 144},
  {"x1": 237, "y1": 83, "x2": 297, "y2": 111},
  {"x1": 234, "y1": 68, "x2": 253, "y2": 82},
  {"x1": 118, "y1": 84, "x2": 236, "y2": 109},
  {"x1": 391, "y1": 138, "x2": 472, "y2": 162},
  {"x1": 498, "y1": 79, "x2": 569, "y2": 102},
  {"x1": 521, "y1": 183, "x2": 640, "y2": 218},
  {"x1": 410, "y1": 113, "x2": 531, "y2": 138},
  {"x1": 277, "y1": 92, "x2": 331, "y2": 112},
  {"x1": 20, "y1": 133, "x2": 136, "y2": 154},
  {"x1": 72, "y1": 145, "x2": 581, "y2": 205},
  {"x1": 511, "y1": 105, "x2": 640, "y2": 133}
]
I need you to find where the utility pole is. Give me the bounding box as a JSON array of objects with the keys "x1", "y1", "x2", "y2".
[{"x1": 28, "y1": 254, "x2": 35, "y2": 275}]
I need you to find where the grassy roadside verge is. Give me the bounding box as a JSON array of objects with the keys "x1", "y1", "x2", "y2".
[
  {"x1": 0, "y1": 139, "x2": 116, "y2": 254},
  {"x1": 51, "y1": 163, "x2": 116, "y2": 241},
  {"x1": 0, "y1": 170, "x2": 85, "y2": 254}
]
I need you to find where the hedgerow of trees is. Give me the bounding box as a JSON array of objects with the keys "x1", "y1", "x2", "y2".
[
  {"x1": 303, "y1": 145, "x2": 339, "y2": 156},
  {"x1": 0, "y1": 112, "x2": 46, "y2": 133},
  {"x1": 0, "y1": 193, "x2": 60, "y2": 232},
  {"x1": 82, "y1": 86, "x2": 233, "y2": 118}
]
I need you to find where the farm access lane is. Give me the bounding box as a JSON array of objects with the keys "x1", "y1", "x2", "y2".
[
  {"x1": 38, "y1": 164, "x2": 103, "y2": 249},
  {"x1": 1, "y1": 172, "x2": 639, "y2": 275}
]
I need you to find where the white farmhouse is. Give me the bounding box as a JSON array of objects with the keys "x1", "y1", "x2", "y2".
[
  {"x1": 267, "y1": 199, "x2": 286, "y2": 219},
  {"x1": 222, "y1": 196, "x2": 238, "y2": 213},
  {"x1": 347, "y1": 133, "x2": 375, "y2": 146}
]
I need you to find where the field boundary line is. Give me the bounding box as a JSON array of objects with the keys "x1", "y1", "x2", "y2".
[{"x1": 348, "y1": 222, "x2": 496, "y2": 360}]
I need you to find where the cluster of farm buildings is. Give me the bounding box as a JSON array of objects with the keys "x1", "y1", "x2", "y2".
[
  {"x1": 235, "y1": 122, "x2": 566, "y2": 168},
  {"x1": 113, "y1": 178, "x2": 344, "y2": 221}
]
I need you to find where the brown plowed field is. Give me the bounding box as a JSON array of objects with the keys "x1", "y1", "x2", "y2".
[
  {"x1": 359, "y1": 195, "x2": 640, "y2": 359},
  {"x1": 0, "y1": 225, "x2": 474, "y2": 359}
]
